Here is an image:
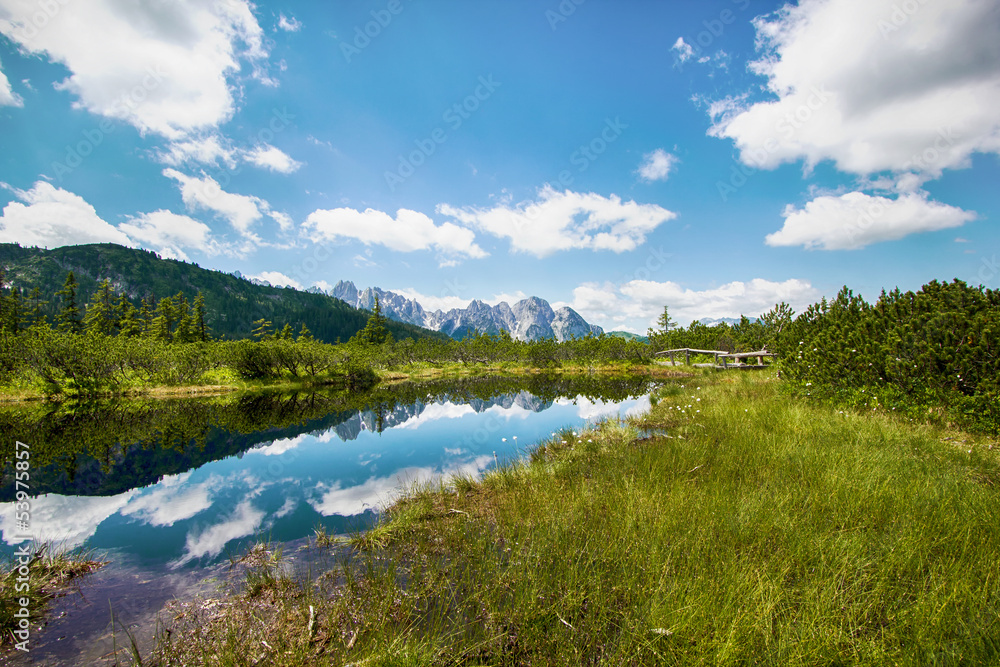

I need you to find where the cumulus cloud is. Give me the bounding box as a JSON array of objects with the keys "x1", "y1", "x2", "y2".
[
  {"x1": 118, "y1": 210, "x2": 218, "y2": 260},
  {"x1": 0, "y1": 181, "x2": 132, "y2": 247},
  {"x1": 172, "y1": 498, "x2": 265, "y2": 567},
  {"x1": 0, "y1": 181, "x2": 230, "y2": 258},
  {"x1": 120, "y1": 472, "x2": 214, "y2": 527},
  {"x1": 708, "y1": 0, "x2": 1000, "y2": 180},
  {"x1": 765, "y1": 191, "x2": 976, "y2": 250},
  {"x1": 309, "y1": 457, "x2": 493, "y2": 517},
  {"x1": 303, "y1": 207, "x2": 487, "y2": 262},
  {"x1": 0, "y1": 58, "x2": 22, "y2": 106},
  {"x1": 671, "y1": 37, "x2": 694, "y2": 63},
  {"x1": 637, "y1": 149, "x2": 678, "y2": 182},
  {"x1": 565, "y1": 278, "x2": 820, "y2": 329},
  {"x1": 0, "y1": 490, "x2": 138, "y2": 548},
  {"x1": 437, "y1": 186, "x2": 677, "y2": 258},
  {"x1": 0, "y1": 0, "x2": 270, "y2": 138},
  {"x1": 245, "y1": 144, "x2": 302, "y2": 173},
  {"x1": 163, "y1": 169, "x2": 289, "y2": 238}
]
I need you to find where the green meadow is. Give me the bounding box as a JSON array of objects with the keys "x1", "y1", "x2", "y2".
[{"x1": 148, "y1": 371, "x2": 1000, "y2": 666}]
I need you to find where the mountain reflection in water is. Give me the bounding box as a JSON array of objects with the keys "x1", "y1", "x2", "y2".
[{"x1": 1, "y1": 375, "x2": 656, "y2": 567}]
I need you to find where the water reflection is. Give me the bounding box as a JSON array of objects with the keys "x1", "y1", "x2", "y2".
[{"x1": 1, "y1": 375, "x2": 656, "y2": 568}]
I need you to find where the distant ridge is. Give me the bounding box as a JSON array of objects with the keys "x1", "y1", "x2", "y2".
[
  {"x1": 325, "y1": 281, "x2": 604, "y2": 342},
  {"x1": 0, "y1": 243, "x2": 448, "y2": 344}
]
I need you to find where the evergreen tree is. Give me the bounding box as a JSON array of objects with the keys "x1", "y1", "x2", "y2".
[
  {"x1": 118, "y1": 296, "x2": 143, "y2": 337},
  {"x1": 150, "y1": 295, "x2": 177, "y2": 341},
  {"x1": 138, "y1": 297, "x2": 153, "y2": 335},
  {"x1": 26, "y1": 287, "x2": 48, "y2": 328},
  {"x1": 56, "y1": 271, "x2": 82, "y2": 333},
  {"x1": 279, "y1": 323, "x2": 294, "y2": 340},
  {"x1": 2, "y1": 285, "x2": 23, "y2": 334},
  {"x1": 83, "y1": 279, "x2": 121, "y2": 336},
  {"x1": 297, "y1": 322, "x2": 314, "y2": 342},
  {"x1": 192, "y1": 292, "x2": 209, "y2": 342},
  {"x1": 173, "y1": 293, "x2": 194, "y2": 343},
  {"x1": 355, "y1": 295, "x2": 392, "y2": 345}
]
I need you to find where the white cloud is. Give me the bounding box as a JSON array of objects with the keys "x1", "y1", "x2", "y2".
[
  {"x1": 245, "y1": 144, "x2": 302, "y2": 173},
  {"x1": 277, "y1": 14, "x2": 302, "y2": 32},
  {"x1": 708, "y1": 0, "x2": 1000, "y2": 179},
  {"x1": 396, "y1": 403, "x2": 476, "y2": 430},
  {"x1": 309, "y1": 457, "x2": 493, "y2": 516},
  {"x1": 671, "y1": 37, "x2": 694, "y2": 63},
  {"x1": 248, "y1": 271, "x2": 303, "y2": 290},
  {"x1": 0, "y1": 490, "x2": 138, "y2": 549},
  {"x1": 172, "y1": 498, "x2": 265, "y2": 567},
  {"x1": 487, "y1": 290, "x2": 530, "y2": 307},
  {"x1": 158, "y1": 135, "x2": 238, "y2": 169},
  {"x1": 120, "y1": 472, "x2": 214, "y2": 527},
  {"x1": 0, "y1": 0, "x2": 269, "y2": 139},
  {"x1": 0, "y1": 58, "x2": 23, "y2": 106},
  {"x1": 637, "y1": 149, "x2": 678, "y2": 182},
  {"x1": 437, "y1": 186, "x2": 677, "y2": 258},
  {"x1": 163, "y1": 169, "x2": 290, "y2": 237},
  {"x1": 0, "y1": 181, "x2": 132, "y2": 247},
  {"x1": 303, "y1": 207, "x2": 487, "y2": 261},
  {"x1": 251, "y1": 434, "x2": 307, "y2": 456},
  {"x1": 158, "y1": 137, "x2": 301, "y2": 177},
  {"x1": 118, "y1": 210, "x2": 218, "y2": 260},
  {"x1": 765, "y1": 191, "x2": 976, "y2": 250},
  {"x1": 565, "y1": 278, "x2": 820, "y2": 329}
]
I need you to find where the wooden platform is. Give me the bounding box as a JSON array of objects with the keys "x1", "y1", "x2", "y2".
[{"x1": 655, "y1": 347, "x2": 776, "y2": 370}]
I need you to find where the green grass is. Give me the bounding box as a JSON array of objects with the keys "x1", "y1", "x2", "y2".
[
  {"x1": 1, "y1": 543, "x2": 106, "y2": 648},
  {"x1": 149, "y1": 372, "x2": 1000, "y2": 665}
]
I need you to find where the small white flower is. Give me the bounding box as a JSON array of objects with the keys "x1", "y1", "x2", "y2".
[{"x1": 502, "y1": 438, "x2": 507, "y2": 442}]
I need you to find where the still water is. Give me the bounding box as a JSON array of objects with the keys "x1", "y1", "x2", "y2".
[{"x1": 0, "y1": 375, "x2": 656, "y2": 665}]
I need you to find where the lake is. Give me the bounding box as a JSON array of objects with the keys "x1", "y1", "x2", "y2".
[{"x1": 0, "y1": 374, "x2": 657, "y2": 665}]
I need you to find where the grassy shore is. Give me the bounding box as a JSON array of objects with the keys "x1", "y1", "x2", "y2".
[
  {"x1": 1, "y1": 544, "x2": 106, "y2": 649},
  {"x1": 0, "y1": 360, "x2": 685, "y2": 402},
  {"x1": 143, "y1": 372, "x2": 999, "y2": 664}
]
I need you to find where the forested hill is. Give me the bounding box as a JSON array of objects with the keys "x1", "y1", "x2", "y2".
[{"x1": 0, "y1": 243, "x2": 448, "y2": 343}]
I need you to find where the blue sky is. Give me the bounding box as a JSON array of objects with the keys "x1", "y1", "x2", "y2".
[{"x1": 1, "y1": 0, "x2": 998, "y2": 332}]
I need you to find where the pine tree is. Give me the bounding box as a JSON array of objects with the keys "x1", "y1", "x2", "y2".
[
  {"x1": 279, "y1": 323, "x2": 294, "y2": 340},
  {"x1": 83, "y1": 279, "x2": 121, "y2": 336},
  {"x1": 118, "y1": 296, "x2": 142, "y2": 337},
  {"x1": 297, "y1": 323, "x2": 314, "y2": 342},
  {"x1": 150, "y1": 296, "x2": 177, "y2": 341},
  {"x1": 192, "y1": 292, "x2": 209, "y2": 342},
  {"x1": 3, "y1": 286, "x2": 23, "y2": 334},
  {"x1": 26, "y1": 287, "x2": 48, "y2": 328},
  {"x1": 355, "y1": 295, "x2": 392, "y2": 345},
  {"x1": 56, "y1": 271, "x2": 82, "y2": 333},
  {"x1": 138, "y1": 297, "x2": 153, "y2": 336}
]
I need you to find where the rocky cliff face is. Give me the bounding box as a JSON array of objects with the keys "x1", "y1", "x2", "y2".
[{"x1": 328, "y1": 281, "x2": 603, "y2": 342}]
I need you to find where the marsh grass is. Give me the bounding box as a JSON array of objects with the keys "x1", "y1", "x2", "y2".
[
  {"x1": 0, "y1": 543, "x2": 106, "y2": 648},
  {"x1": 150, "y1": 372, "x2": 1000, "y2": 665}
]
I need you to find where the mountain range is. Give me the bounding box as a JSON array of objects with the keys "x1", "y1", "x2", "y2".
[
  {"x1": 317, "y1": 281, "x2": 604, "y2": 342},
  {"x1": 0, "y1": 243, "x2": 447, "y2": 344}
]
